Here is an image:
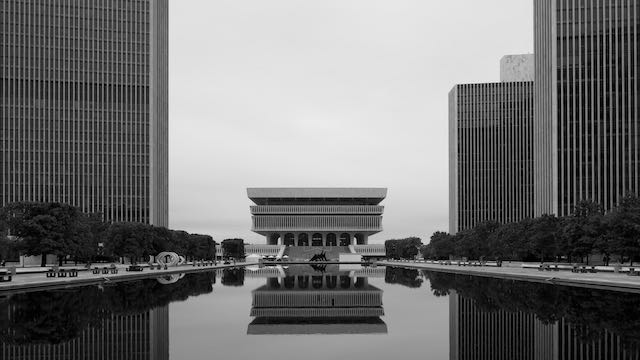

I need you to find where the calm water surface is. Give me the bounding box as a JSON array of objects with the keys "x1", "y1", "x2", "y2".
[{"x1": 1, "y1": 265, "x2": 640, "y2": 360}]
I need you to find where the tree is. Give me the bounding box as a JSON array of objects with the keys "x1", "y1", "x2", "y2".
[
  {"x1": 103, "y1": 222, "x2": 154, "y2": 264},
  {"x1": 527, "y1": 214, "x2": 560, "y2": 262},
  {"x1": 385, "y1": 237, "x2": 422, "y2": 259},
  {"x1": 603, "y1": 194, "x2": 640, "y2": 265},
  {"x1": 222, "y1": 238, "x2": 245, "y2": 260},
  {"x1": 560, "y1": 200, "x2": 603, "y2": 264},
  {"x1": 1, "y1": 202, "x2": 87, "y2": 266},
  {"x1": 421, "y1": 231, "x2": 454, "y2": 260}
]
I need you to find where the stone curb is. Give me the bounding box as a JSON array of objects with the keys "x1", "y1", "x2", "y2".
[
  {"x1": 0, "y1": 263, "x2": 247, "y2": 295},
  {"x1": 379, "y1": 261, "x2": 640, "y2": 294}
]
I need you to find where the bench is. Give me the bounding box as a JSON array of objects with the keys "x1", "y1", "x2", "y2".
[
  {"x1": 110, "y1": 268, "x2": 118, "y2": 274},
  {"x1": 628, "y1": 267, "x2": 640, "y2": 276},
  {"x1": 92, "y1": 267, "x2": 100, "y2": 274},
  {"x1": 46, "y1": 269, "x2": 57, "y2": 278},
  {"x1": 68, "y1": 269, "x2": 78, "y2": 277},
  {"x1": 101, "y1": 267, "x2": 109, "y2": 274},
  {"x1": 0, "y1": 270, "x2": 12, "y2": 283},
  {"x1": 126, "y1": 265, "x2": 144, "y2": 272},
  {"x1": 57, "y1": 269, "x2": 68, "y2": 277}
]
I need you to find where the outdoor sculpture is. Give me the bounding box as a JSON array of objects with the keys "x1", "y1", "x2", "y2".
[
  {"x1": 156, "y1": 252, "x2": 186, "y2": 267},
  {"x1": 309, "y1": 251, "x2": 328, "y2": 262},
  {"x1": 156, "y1": 273, "x2": 185, "y2": 285}
]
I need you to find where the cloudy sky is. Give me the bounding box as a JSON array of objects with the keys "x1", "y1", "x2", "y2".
[{"x1": 168, "y1": 0, "x2": 533, "y2": 244}]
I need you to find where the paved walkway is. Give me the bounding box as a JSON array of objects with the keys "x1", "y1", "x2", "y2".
[
  {"x1": 0, "y1": 262, "x2": 246, "y2": 295},
  {"x1": 380, "y1": 260, "x2": 640, "y2": 293}
]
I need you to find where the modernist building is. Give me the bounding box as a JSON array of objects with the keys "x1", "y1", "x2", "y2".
[
  {"x1": 248, "y1": 272, "x2": 386, "y2": 335},
  {"x1": 449, "y1": 55, "x2": 534, "y2": 233},
  {"x1": 248, "y1": 188, "x2": 386, "y2": 246},
  {"x1": 0, "y1": 0, "x2": 169, "y2": 226},
  {"x1": 534, "y1": 0, "x2": 640, "y2": 216}
]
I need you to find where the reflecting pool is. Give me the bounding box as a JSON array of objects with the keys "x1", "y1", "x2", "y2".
[{"x1": 1, "y1": 265, "x2": 640, "y2": 359}]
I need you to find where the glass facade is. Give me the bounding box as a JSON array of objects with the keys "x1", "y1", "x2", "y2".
[
  {"x1": 449, "y1": 82, "x2": 535, "y2": 233},
  {"x1": 534, "y1": 0, "x2": 640, "y2": 216},
  {"x1": 0, "y1": 0, "x2": 168, "y2": 226}
]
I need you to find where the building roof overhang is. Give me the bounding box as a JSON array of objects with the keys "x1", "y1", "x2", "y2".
[{"x1": 247, "y1": 188, "x2": 387, "y2": 205}]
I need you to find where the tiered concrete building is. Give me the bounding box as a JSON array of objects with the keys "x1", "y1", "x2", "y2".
[
  {"x1": 449, "y1": 55, "x2": 535, "y2": 233},
  {"x1": 248, "y1": 188, "x2": 386, "y2": 246},
  {"x1": 534, "y1": 0, "x2": 640, "y2": 217},
  {"x1": 0, "y1": 0, "x2": 169, "y2": 226}
]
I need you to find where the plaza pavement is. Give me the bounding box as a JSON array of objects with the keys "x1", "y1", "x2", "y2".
[
  {"x1": 380, "y1": 260, "x2": 640, "y2": 293},
  {"x1": 0, "y1": 262, "x2": 246, "y2": 295}
]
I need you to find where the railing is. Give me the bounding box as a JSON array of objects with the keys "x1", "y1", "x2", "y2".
[
  {"x1": 251, "y1": 215, "x2": 383, "y2": 231},
  {"x1": 245, "y1": 245, "x2": 284, "y2": 256},
  {"x1": 251, "y1": 205, "x2": 384, "y2": 215},
  {"x1": 215, "y1": 245, "x2": 285, "y2": 257},
  {"x1": 352, "y1": 244, "x2": 386, "y2": 256}
]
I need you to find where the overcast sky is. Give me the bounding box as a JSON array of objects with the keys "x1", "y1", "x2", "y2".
[{"x1": 167, "y1": 0, "x2": 533, "y2": 244}]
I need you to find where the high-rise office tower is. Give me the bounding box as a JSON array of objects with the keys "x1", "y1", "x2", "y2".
[
  {"x1": 449, "y1": 55, "x2": 534, "y2": 233},
  {"x1": 534, "y1": 1, "x2": 640, "y2": 216},
  {"x1": 0, "y1": 0, "x2": 169, "y2": 226}
]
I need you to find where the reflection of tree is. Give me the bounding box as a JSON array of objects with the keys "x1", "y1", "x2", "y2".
[
  {"x1": 0, "y1": 272, "x2": 215, "y2": 345},
  {"x1": 384, "y1": 267, "x2": 423, "y2": 288},
  {"x1": 424, "y1": 271, "x2": 640, "y2": 350},
  {"x1": 221, "y1": 268, "x2": 245, "y2": 286}
]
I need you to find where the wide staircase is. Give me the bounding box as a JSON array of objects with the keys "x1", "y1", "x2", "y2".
[{"x1": 283, "y1": 246, "x2": 351, "y2": 261}]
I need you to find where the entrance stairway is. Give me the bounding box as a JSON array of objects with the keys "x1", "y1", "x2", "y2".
[{"x1": 283, "y1": 246, "x2": 351, "y2": 261}]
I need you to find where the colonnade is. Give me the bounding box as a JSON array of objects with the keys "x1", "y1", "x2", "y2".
[{"x1": 265, "y1": 232, "x2": 368, "y2": 246}]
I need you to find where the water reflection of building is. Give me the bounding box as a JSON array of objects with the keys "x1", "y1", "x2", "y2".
[
  {"x1": 0, "y1": 306, "x2": 169, "y2": 360},
  {"x1": 449, "y1": 291, "x2": 555, "y2": 360},
  {"x1": 450, "y1": 291, "x2": 639, "y2": 360},
  {"x1": 248, "y1": 272, "x2": 387, "y2": 335}
]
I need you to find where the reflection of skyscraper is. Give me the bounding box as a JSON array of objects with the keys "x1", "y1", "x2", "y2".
[
  {"x1": 450, "y1": 290, "x2": 640, "y2": 360},
  {"x1": 248, "y1": 274, "x2": 387, "y2": 335},
  {"x1": 449, "y1": 290, "x2": 555, "y2": 360},
  {"x1": 0, "y1": 306, "x2": 170, "y2": 360},
  {"x1": 150, "y1": 306, "x2": 170, "y2": 360}
]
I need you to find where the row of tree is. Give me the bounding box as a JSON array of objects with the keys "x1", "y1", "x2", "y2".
[
  {"x1": 384, "y1": 237, "x2": 423, "y2": 259},
  {"x1": 422, "y1": 195, "x2": 640, "y2": 264},
  {"x1": 0, "y1": 202, "x2": 218, "y2": 266}
]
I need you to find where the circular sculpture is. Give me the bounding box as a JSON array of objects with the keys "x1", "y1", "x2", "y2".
[
  {"x1": 156, "y1": 273, "x2": 185, "y2": 285},
  {"x1": 156, "y1": 252, "x2": 181, "y2": 267}
]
